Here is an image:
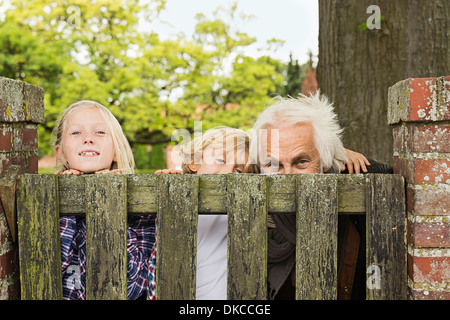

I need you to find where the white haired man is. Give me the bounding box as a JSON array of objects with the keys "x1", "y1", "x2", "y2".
[{"x1": 249, "y1": 92, "x2": 392, "y2": 300}]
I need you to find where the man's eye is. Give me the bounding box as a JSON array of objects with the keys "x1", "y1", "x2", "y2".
[{"x1": 296, "y1": 159, "x2": 309, "y2": 167}]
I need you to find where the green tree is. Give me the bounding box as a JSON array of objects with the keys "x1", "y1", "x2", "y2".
[{"x1": 1, "y1": 0, "x2": 286, "y2": 165}]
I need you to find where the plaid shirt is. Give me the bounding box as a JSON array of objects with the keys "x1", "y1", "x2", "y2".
[
  {"x1": 60, "y1": 215, "x2": 156, "y2": 300},
  {"x1": 148, "y1": 239, "x2": 156, "y2": 300}
]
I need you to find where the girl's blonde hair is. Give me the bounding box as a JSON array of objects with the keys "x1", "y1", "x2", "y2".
[
  {"x1": 179, "y1": 126, "x2": 257, "y2": 174},
  {"x1": 52, "y1": 100, "x2": 135, "y2": 174}
]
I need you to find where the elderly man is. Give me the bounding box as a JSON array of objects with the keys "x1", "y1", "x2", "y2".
[{"x1": 249, "y1": 92, "x2": 392, "y2": 300}]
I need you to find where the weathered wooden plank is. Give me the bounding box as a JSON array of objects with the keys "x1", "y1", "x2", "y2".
[
  {"x1": 57, "y1": 174, "x2": 366, "y2": 215},
  {"x1": 156, "y1": 174, "x2": 199, "y2": 300},
  {"x1": 366, "y1": 174, "x2": 407, "y2": 300},
  {"x1": 198, "y1": 174, "x2": 227, "y2": 213},
  {"x1": 296, "y1": 174, "x2": 338, "y2": 300},
  {"x1": 85, "y1": 175, "x2": 128, "y2": 300},
  {"x1": 268, "y1": 174, "x2": 297, "y2": 213},
  {"x1": 337, "y1": 175, "x2": 366, "y2": 213},
  {"x1": 226, "y1": 174, "x2": 268, "y2": 300},
  {"x1": 16, "y1": 174, "x2": 62, "y2": 300},
  {"x1": 58, "y1": 174, "x2": 85, "y2": 214},
  {"x1": 126, "y1": 174, "x2": 157, "y2": 213}
]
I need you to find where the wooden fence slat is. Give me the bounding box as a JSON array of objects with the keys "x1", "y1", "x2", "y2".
[
  {"x1": 85, "y1": 175, "x2": 128, "y2": 300},
  {"x1": 156, "y1": 174, "x2": 199, "y2": 300},
  {"x1": 366, "y1": 174, "x2": 407, "y2": 300},
  {"x1": 226, "y1": 174, "x2": 268, "y2": 300},
  {"x1": 17, "y1": 174, "x2": 62, "y2": 300},
  {"x1": 296, "y1": 174, "x2": 338, "y2": 300}
]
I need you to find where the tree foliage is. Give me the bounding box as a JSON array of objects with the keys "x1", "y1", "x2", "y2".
[{"x1": 0, "y1": 0, "x2": 304, "y2": 164}]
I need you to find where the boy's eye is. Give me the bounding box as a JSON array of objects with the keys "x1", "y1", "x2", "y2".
[{"x1": 263, "y1": 159, "x2": 279, "y2": 168}]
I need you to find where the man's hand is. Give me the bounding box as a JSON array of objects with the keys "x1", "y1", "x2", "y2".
[{"x1": 343, "y1": 149, "x2": 370, "y2": 174}]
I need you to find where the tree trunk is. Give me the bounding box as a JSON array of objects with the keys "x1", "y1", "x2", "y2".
[{"x1": 317, "y1": 0, "x2": 450, "y2": 164}]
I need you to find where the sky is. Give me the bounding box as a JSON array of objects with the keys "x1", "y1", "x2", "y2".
[{"x1": 151, "y1": 0, "x2": 319, "y2": 64}]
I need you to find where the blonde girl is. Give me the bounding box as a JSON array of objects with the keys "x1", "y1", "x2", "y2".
[
  {"x1": 54, "y1": 100, "x2": 155, "y2": 300},
  {"x1": 53, "y1": 100, "x2": 134, "y2": 174}
]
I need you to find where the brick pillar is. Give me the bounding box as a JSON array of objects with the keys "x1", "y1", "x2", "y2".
[
  {"x1": 0, "y1": 77, "x2": 44, "y2": 299},
  {"x1": 388, "y1": 76, "x2": 450, "y2": 300}
]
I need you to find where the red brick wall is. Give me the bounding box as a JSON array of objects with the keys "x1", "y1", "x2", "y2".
[
  {"x1": 0, "y1": 77, "x2": 44, "y2": 299},
  {"x1": 389, "y1": 76, "x2": 450, "y2": 300}
]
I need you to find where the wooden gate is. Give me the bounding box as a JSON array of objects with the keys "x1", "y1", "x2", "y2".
[{"x1": 15, "y1": 173, "x2": 407, "y2": 300}]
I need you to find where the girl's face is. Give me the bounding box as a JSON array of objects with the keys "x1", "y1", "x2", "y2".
[
  {"x1": 192, "y1": 144, "x2": 248, "y2": 174},
  {"x1": 56, "y1": 107, "x2": 116, "y2": 173}
]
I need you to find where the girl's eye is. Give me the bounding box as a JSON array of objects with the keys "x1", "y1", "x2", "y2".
[
  {"x1": 96, "y1": 131, "x2": 106, "y2": 135},
  {"x1": 216, "y1": 159, "x2": 225, "y2": 164},
  {"x1": 234, "y1": 168, "x2": 243, "y2": 173},
  {"x1": 70, "y1": 131, "x2": 81, "y2": 135}
]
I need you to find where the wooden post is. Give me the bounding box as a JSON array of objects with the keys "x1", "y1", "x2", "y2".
[
  {"x1": 0, "y1": 77, "x2": 44, "y2": 299},
  {"x1": 85, "y1": 175, "x2": 128, "y2": 300},
  {"x1": 365, "y1": 174, "x2": 407, "y2": 300},
  {"x1": 226, "y1": 174, "x2": 268, "y2": 299},
  {"x1": 296, "y1": 174, "x2": 338, "y2": 300},
  {"x1": 16, "y1": 174, "x2": 62, "y2": 300},
  {"x1": 156, "y1": 174, "x2": 199, "y2": 300}
]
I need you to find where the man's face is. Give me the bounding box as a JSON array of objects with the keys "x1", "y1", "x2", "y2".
[{"x1": 260, "y1": 122, "x2": 323, "y2": 174}]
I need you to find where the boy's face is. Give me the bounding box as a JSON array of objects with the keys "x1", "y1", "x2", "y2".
[
  {"x1": 192, "y1": 144, "x2": 248, "y2": 174},
  {"x1": 56, "y1": 107, "x2": 116, "y2": 173}
]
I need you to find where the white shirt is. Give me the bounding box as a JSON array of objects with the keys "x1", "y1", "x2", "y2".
[{"x1": 196, "y1": 215, "x2": 227, "y2": 300}]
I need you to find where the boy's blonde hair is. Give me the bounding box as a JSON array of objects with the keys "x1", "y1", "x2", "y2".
[
  {"x1": 180, "y1": 126, "x2": 257, "y2": 174},
  {"x1": 52, "y1": 100, "x2": 135, "y2": 174}
]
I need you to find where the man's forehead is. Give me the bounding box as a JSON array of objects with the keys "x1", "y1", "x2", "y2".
[
  {"x1": 261, "y1": 121, "x2": 313, "y2": 132},
  {"x1": 258, "y1": 122, "x2": 314, "y2": 143}
]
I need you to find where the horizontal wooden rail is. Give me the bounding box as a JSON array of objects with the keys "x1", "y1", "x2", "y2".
[
  {"x1": 56, "y1": 173, "x2": 367, "y2": 215},
  {"x1": 15, "y1": 173, "x2": 407, "y2": 300}
]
